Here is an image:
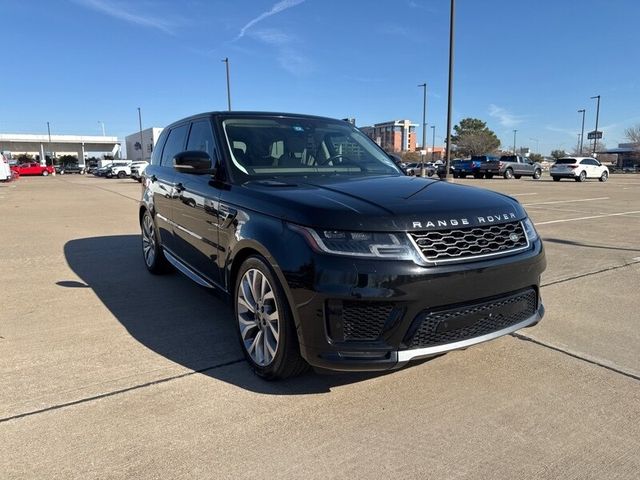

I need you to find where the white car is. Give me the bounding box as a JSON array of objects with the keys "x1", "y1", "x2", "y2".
[
  {"x1": 130, "y1": 161, "x2": 149, "y2": 182},
  {"x1": 550, "y1": 157, "x2": 609, "y2": 182},
  {"x1": 106, "y1": 161, "x2": 133, "y2": 179}
]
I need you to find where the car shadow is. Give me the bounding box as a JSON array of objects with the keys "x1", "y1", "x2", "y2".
[{"x1": 63, "y1": 235, "x2": 406, "y2": 394}]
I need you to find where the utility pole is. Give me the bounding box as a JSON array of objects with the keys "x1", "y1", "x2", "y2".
[
  {"x1": 590, "y1": 95, "x2": 600, "y2": 155},
  {"x1": 98, "y1": 121, "x2": 106, "y2": 136},
  {"x1": 222, "y1": 57, "x2": 232, "y2": 111},
  {"x1": 418, "y1": 83, "x2": 427, "y2": 177},
  {"x1": 443, "y1": 0, "x2": 455, "y2": 180},
  {"x1": 137, "y1": 107, "x2": 144, "y2": 161},
  {"x1": 47, "y1": 121, "x2": 52, "y2": 167},
  {"x1": 513, "y1": 129, "x2": 518, "y2": 154},
  {"x1": 578, "y1": 109, "x2": 586, "y2": 155},
  {"x1": 529, "y1": 137, "x2": 539, "y2": 154},
  {"x1": 431, "y1": 125, "x2": 436, "y2": 162}
]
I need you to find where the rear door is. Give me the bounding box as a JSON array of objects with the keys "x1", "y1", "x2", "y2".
[
  {"x1": 171, "y1": 118, "x2": 223, "y2": 286},
  {"x1": 148, "y1": 124, "x2": 189, "y2": 252}
]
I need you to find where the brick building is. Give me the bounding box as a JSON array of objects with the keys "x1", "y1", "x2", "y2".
[{"x1": 360, "y1": 120, "x2": 418, "y2": 152}]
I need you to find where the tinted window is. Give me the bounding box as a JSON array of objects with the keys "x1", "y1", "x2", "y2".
[
  {"x1": 150, "y1": 131, "x2": 168, "y2": 166},
  {"x1": 555, "y1": 158, "x2": 577, "y2": 164},
  {"x1": 187, "y1": 120, "x2": 216, "y2": 158},
  {"x1": 160, "y1": 125, "x2": 189, "y2": 167},
  {"x1": 581, "y1": 159, "x2": 596, "y2": 165}
]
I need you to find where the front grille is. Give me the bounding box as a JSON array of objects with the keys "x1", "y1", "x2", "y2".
[
  {"x1": 409, "y1": 221, "x2": 528, "y2": 263},
  {"x1": 342, "y1": 302, "x2": 394, "y2": 341},
  {"x1": 406, "y1": 289, "x2": 537, "y2": 348}
]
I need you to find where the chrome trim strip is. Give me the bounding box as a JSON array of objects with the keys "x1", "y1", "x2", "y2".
[
  {"x1": 163, "y1": 249, "x2": 215, "y2": 289},
  {"x1": 407, "y1": 221, "x2": 531, "y2": 265},
  {"x1": 396, "y1": 307, "x2": 542, "y2": 363}
]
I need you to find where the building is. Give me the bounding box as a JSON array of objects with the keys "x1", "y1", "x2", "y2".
[
  {"x1": 598, "y1": 142, "x2": 640, "y2": 170},
  {"x1": 360, "y1": 120, "x2": 418, "y2": 152},
  {"x1": 0, "y1": 133, "x2": 120, "y2": 165},
  {"x1": 125, "y1": 128, "x2": 164, "y2": 161}
]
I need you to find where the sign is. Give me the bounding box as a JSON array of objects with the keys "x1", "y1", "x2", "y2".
[{"x1": 587, "y1": 130, "x2": 603, "y2": 140}]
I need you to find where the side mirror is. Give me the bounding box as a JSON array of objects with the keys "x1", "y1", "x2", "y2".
[{"x1": 173, "y1": 151, "x2": 216, "y2": 175}]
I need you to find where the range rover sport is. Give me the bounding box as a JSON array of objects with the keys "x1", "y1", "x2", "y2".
[{"x1": 140, "y1": 112, "x2": 546, "y2": 379}]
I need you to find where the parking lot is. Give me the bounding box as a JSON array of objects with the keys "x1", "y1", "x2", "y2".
[{"x1": 1, "y1": 173, "x2": 639, "y2": 479}]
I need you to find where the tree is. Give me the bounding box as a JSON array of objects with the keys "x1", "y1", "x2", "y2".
[
  {"x1": 550, "y1": 149, "x2": 566, "y2": 160},
  {"x1": 451, "y1": 118, "x2": 500, "y2": 156},
  {"x1": 624, "y1": 124, "x2": 640, "y2": 144},
  {"x1": 529, "y1": 153, "x2": 543, "y2": 163}
]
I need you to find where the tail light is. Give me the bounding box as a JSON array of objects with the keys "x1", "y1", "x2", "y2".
[
  {"x1": 569, "y1": 165, "x2": 578, "y2": 169},
  {"x1": 498, "y1": 162, "x2": 504, "y2": 168}
]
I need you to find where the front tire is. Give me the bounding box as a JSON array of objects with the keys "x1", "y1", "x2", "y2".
[
  {"x1": 117, "y1": 171, "x2": 126, "y2": 179},
  {"x1": 473, "y1": 173, "x2": 484, "y2": 179},
  {"x1": 42, "y1": 170, "x2": 49, "y2": 176},
  {"x1": 485, "y1": 173, "x2": 494, "y2": 179},
  {"x1": 533, "y1": 169, "x2": 542, "y2": 179},
  {"x1": 235, "y1": 256, "x2": 307, "y2": 380},
  {"x1": 599, "y1": 171, "x2": 608, "y2": 182},
  {"x1": 553, "y1": 176, "x2": 561, "y2": 182}
]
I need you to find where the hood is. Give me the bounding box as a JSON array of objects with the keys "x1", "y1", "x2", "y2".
[{"x1": 237, "y1": 175, "x2": 525, "y2": 231}]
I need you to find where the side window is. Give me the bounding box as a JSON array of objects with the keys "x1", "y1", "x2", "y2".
[
  {"x1": 151, "y1": 131, "x2": 167, "y2": 165},
  {"x1": 160, "y1": 124, "x2": 189, "y2": 167},
  {"x1": 186, "y1": 120, "x2": 216, "y2": 159}
]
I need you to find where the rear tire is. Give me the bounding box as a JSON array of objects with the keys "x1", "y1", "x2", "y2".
[
  {"x1": 117, "y1": 171, "x2": 126, "y2": 179},
  {"x1": 234, "y1": 256, "x2": 308, "y2": 380},
  {"x1": 141, "y1": 210, "x2": 170, "y2": 274},
  {"x1": 42, "y1": 170, "x2": 49, "y2": 176},
  {"x1": 473, "y1": 173, "x2": 484, "y2": 179},
  {"x1": 514, "y1": 175, "x2": 522, "y2": 179},
  {"x1": 485, "y1": 173, "x2": 494, "y2": 179},
  {"x1": 576, "y1": 170, "x2": 587, "y2": 182},
  {"x1": 599, "y1": 171, "x2": 608, "y2": 182},
  {"x1": 459, "y1": 173, "x2": 467, "y2": 179},
  {"x1": 533, "y1": 169, "x2": 542, "y2": 179},
  {"x1": 503, "y1": 168, "x2": 514, "y2": 179},
  {"x1": 553, "y1": 176, "x2": 561, "y2": 182}
]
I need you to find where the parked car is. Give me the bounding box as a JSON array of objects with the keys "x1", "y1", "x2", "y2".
[
  {"x1": 95, "y1": 163, "x2": 114, "y2": 177},
  {"x1": 453, "y1": 156, "x2": 487, "y2": 178},
  {"x1": 449, "y1": 159, "x2": 463, "y2": 175},
  {"x1": 0, "y1": 153, "x2": 15, "y2": 181},
  {"x1": 550, "y1": 157, "x2": 609, "y2": 182},
  {"x1": 140, "y1": 111, "x2": 546, "y2": 379},
  {"x1": 480, "y1": 155, "x2": 543, "y2": 180},
  {"x1": 406, "y1": 162, "x2": 437, "y2": 177},
  {"x1": 130, "y1": 161, "x2": 149, "y2": 182},
  {"x1": 106, "y1": 161, "x2": 133, "y2": 178},
  {"x1": 10, "y1": 162, "x2": 54, "y2": 176},
  {"x1": 58, "y1": 162, "x2": 86, "y2": 175}
]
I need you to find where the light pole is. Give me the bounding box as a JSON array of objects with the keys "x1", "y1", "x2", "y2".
[
  {"x1": 577, "y1": 109, "x2": 585, "y2": 155},
  {"x1": 46, "y1": 121, "x2": 52, "y2": 167},
  {"x1": 443, "y1": 0, "x2": 455, "y2": 180},
  {"x1": 513, "y1": 129, "x2": 518, "y2": 154},
  {"x1": 222, "y1": 57, "x2": 232, "y2": 111},
  {"x1": 590, "y1": 95, "x2": 600, "y2": 155},
  {"x1": 98, "y1": 121, "x2": 106, "y2": 136},
  {"x1": 418, "y1": 83, "x2": 427, "y2": 177},
  {"x1": 529, "y1": 137, "x2": 539, "y2": 154},
  {"x1": 431, "y1": 125, "x2": 436, "y2": 162},
  {"x1": 137, "y1": 107, "x2": 144, "y2": 161}
]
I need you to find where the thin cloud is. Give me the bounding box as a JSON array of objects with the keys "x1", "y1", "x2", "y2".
[
  {"x1": 72, "y1": 0, "x2": 180, "y2": 35},
  {"x1": 236, "y1": 0, "x2": 306, "y2": 40},
  {"x1": 488, "y1": 104, "x2": 525, "y2": 128},
  {"x1": 250, "y1": 28, "x2": 292, "y2": 46}
]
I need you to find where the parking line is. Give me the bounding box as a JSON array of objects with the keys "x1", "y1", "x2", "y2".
[
  {"x1": 510, "y1": 193, "x2": 538, "y2": 196},
  {"x1": 523, "y1": 196, "x2": 609, "y2": 206},
  {"x1": 536, "y1": 210, "x2": 640, "y2": 225}
]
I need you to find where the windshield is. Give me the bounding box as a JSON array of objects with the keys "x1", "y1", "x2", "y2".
[
  {"x1": 221, "y1": 116, "x2": 401, "y2": 179},
  {"x1": 555, "y1": 158, "x2": 577, "y2": 164}
]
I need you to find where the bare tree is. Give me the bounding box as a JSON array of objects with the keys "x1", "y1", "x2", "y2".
[{"x1": 624, "y1": 124, "x2": 640, "y2": 144}]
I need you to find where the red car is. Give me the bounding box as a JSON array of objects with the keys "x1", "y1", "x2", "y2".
[{"x1": 11, "y1": 162, "x2": 54, "y2": 176}]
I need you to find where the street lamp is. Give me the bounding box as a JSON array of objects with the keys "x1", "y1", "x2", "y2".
[
  {"x1": 431, "y1": 125, "x2": 436, "y2": 162},
  {"x1": 418, "y1": 83, "x2": 427, "y2": 177},
  {"x1": 590, "y1": 95, "x2": 601, "y2": 155},
  {"x1": 443, "y1": 0, "x2": 455, "y2": 180},
  {"x1": 529, "y1": 137, "x2": 539, "y2": 154},
  {"x1": 137, "y1": 107, "x2": 144, "y2": 161},
  {"x1": 98, "y1": 121, "x2": 106, "y2": 136},
  {"x1": 513, "y1": 129, "x2": 518, "y2": 154},
  {"x1": 577, "y1": 109, "x2": 586, "y2": 155},
  {"x1": 46, "y1": 121, "x2": 52, "y2": 167},
  {"x1": 222, "y1": 57, "x2": 232, "y2": 111}
]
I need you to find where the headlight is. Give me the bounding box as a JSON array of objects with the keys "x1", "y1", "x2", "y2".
[
  {"x1": 289, "y1": 224, "x2": 415, "y2": 260},
  {"x1": 522, "y1": 217, "x2": 539, "y2": 242}
]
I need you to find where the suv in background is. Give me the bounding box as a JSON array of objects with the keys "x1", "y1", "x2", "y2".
[
  {"x1": 58, "y1": 162, "x2": 86, "y2": 175},
  {"x1": 550, "y1": 157, "x2": 609, "y2": 182},
  {"x1": 480, "y1": 155, "x2": 543, "y2": 180},
  {"x1": 130, "y1": 161, "x2": 149, "y2": 182},
  {"x1": 106, "y1": 161, "x2": 133, "y2": 179},
  {"x1": 139, "y1": 111, "x2": 546, "y2": 379}
]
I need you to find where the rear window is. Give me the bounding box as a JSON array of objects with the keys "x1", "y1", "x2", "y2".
[{"x1": 555, "y1": 158, "x2": 577, "y2": 164}]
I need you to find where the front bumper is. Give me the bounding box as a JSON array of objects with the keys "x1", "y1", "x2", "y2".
[{"x1": 280, "y1": 237, "x2": 546, "y2": 372}]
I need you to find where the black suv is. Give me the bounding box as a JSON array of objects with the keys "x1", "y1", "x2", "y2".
[{"x1": 140, "y1": 112, "x2": 546, "y2": 379}]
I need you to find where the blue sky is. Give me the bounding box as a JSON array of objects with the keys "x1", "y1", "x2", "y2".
[{"x1": 2, "y1": 0, "x2": 639, "y2": 154}]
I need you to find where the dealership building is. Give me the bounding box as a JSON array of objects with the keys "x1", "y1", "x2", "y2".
[{"x1": 125, "y1": 128, "x2": 164, "y2": 162}]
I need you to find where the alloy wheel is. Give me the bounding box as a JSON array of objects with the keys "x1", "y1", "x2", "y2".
[
  {"x1": 141, "y1": 214, "x2": 156, "y2": 267},
  {"x1": 237, "y1": 268, "x2": 280, "y2": 366}
]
